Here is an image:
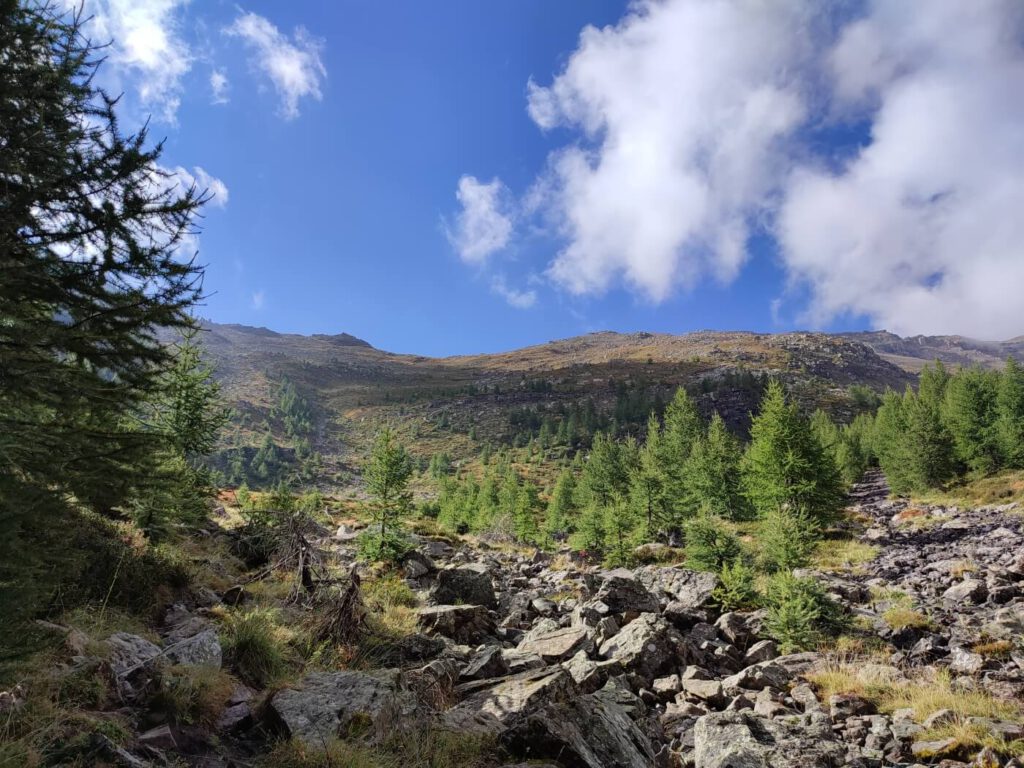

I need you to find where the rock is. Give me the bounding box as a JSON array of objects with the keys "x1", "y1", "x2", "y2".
[
  {"x1": 829, "y1": 693, "x2": 874, "y2": 719},
  {"x1": 592, "y1": 570, "x2": 660, "y2": 614},
  {"x1": 942, "y1": 578, "x2": 987, "y2": 605},
  {"x1": 635, "y1": 565, "x2": 719, "y2": 610},
  {"x1": 715, "y1": 612, "x2": 754, "y2": 646},
  {"x1": 518, "y1": 625, "x2": 593, "y2": 663},
  {"x1": 501, "y1": 648, "x2": 547, "y2": 675},
  {"x1": 461, "y1": 646, "x2": 509, "y2": 681},
  {"x1": 912, "y1": 737, "x2": 961, "y2": 760},
  {"x1": 216, "y1": 702, "x2": 252, "y2": 732},
  {"x1": 742, "y1": 639, "x2": 778, "y2": 665},
  {"x1": 269, "y1": 669, "x2": 415, "y2": 745},
  {"x1": 922, "y1": 709, "x2": 957, "y2": 729},
  {"x1": 84, "y1": 734, "x2": 149, "y2": 768},
  {"x1": 948, "y1": 646, "x2": 985, "y2": 674},
  {"x1": 562, "y1": 651, "x2": 620, "y2": 694},
  {"x1": 401, "y1": 550, "x2": 436, "y2": 579},
  {"x1": 417, "y1": 605, "x2": 495, "y2": 644},
  {"x1": 105, "y1": 632, "x2": 164, "y2": 700},
  {"x1": 504, "y1": 686, "x2": 664, "y2": 768},
  {"x1": 335, "y1": 524, "x2": 359, "y2": 541},
  {"x1": 693, "y1": 710, "x2": 844, "y2": 767},
  {"x1": 165, "y1": 628, "x2": 221, "y2": 668},
  {"x1": 721, "y1": 660, "x2": 791, "y2": 693},
  {"x1": 652, "y1": 674, "x2": 682, "y2": 698},
  {"x1": 531, "y1": 597, "x2": 557, "y2": 616},
  {"x1": 680, "y1": 678, "x2": 723, "y2": 704},
  {"x1": 444, "y1": 667, "x2": 575, "y2": 734},
  {"x1": 597, "y1": 613, "x2": 689, "y2": 681},
  {"x1": 432, "y1": 565, "x2": 497, "y2": 608}
]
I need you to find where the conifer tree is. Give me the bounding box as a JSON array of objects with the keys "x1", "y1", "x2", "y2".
[
  {"x1": 684, "y1": 413, "x2": 749, "y2": 520},
  {"x1": 740, "y1": 380, "x2": 844, "y2": 524},
  {"x1": 543, "y1": 468, "x2": 577, "y2": 542},
  {"x1": 658, "y1": 387, "x2": 703, "y2": 520},
  {"x1": 602, "y1": 499, "x2": 640, "y2": 567},
  {"x1": 997, "y1": 357, "x2": 1024, "y2": 468},
  {"x1": 363, "y1": 428, "x2": 413, "y2": 558},
  {"x1": 874, "y1": 390, "x2": 915, "y2": 494},
  {"x1": 629, "y1": 414, "x2": 669, "y2": 538},
  {"x1": 942, "y1": 366, "x2": 1000, "y2": 473},
  {"x1": 901, "y1": 383, "x2": 955, "y2": 490}
]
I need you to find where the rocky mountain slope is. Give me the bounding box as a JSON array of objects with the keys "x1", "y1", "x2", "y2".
[
  {"x1": 27, "y1": 473, "x2": 1024, "y2": 767},
  {"x1": 199, "y1": 323, "x2": 915, "y2": 483},
  {"x1": 842, "y1": 331, "x2": 1024, "y2": 373}
]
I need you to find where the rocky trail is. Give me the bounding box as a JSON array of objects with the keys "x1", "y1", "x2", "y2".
[{"x1": 22, "y1": 474, "x2": 1024, "y2": 768}]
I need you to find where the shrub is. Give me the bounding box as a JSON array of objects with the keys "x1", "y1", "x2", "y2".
[
  {"x1": 763, "y1": 573, "x2": 848, "y2": 652},
  {"x1": 356, "y1": 529, "x2": 413, "y2": 564},
  {"x1": 221, "y1": 608, "x2": 289, "y2": 687},
  {"x1": 758, "y1": 506, "x2": 820, "y2": 572},
  {"x1": 714, "y1": 559, "x2": 760, "y2": 611},
  {"x1": 684, "y1": 514, "x2": 742, "y2": 572}
]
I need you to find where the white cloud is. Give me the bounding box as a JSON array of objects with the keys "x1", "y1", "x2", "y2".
[
  {"x1": 251, "y1": 290, "x2": 265, "y2": 310},
  {"x1": 778, "y1": 1, "x2": 1024, "y2": 339},
  {"x1": 446, "y1": 176, "x2": 514, "y2": 265},
  {"x1": 171, "y1": 166, "x2": 229, "y2": 208},
  {"x1": 525, "y1": 0, "x2": 814, "y2": 302},
  {"x1": 491, "y1": 276, "x2": 537, "y2": 309},
  {"x1": 210, "y1": 69, "x2": 229, "y2": 104},
  {"x1": 225, "y1": 12, "x2": 326, "y2": 120},
  {"x1": 460, "y1": 0, "x2": 1024, "y2": 338},
  {"x1": 71, "y1": 0, "x2": 193, "y2": 123}
]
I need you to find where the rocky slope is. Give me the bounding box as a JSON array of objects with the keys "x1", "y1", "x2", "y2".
[
  {"x1": 200, "y1": 322, "x2": 914, "y2": 481},
  {"x1": 28, "y1": 474, "x2": 1024, "y2": 767},
  {"x1": 842, "y1": 331, "x2": 1024, "y2": 373}
]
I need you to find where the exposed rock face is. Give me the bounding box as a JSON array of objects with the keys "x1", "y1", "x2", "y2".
[
  {"x1": 635, "y1": 565, "x2": 719, "y2": 610},
  {"x1": 165, "y1": 628, "x2": 222, "y2": 667},
  {"x1": 269, "y1": 670, "x2": 415, "y2": 745},
  {"x1": 105, "y1": 633, "x2": 164, "y2": 700},
  {"x1": 518, "y1": 624, "x2": 593, "y2": 663},
  {"x1": 416, "y1": 604, "x2": 494, "y2": 643},
  {"x1": 431, "y1": 564, "x2": 496, "y2": 608},
  {"x1": 597, "y1": 613, "x2": 690, "y2": 681},
  {"x1": 693, "y1": 710, "x2": 845, "y2": 768}
]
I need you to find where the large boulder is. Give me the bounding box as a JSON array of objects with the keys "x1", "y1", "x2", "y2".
[
  {"x1": 269, "y1": 670, "x2": 415, "y2": 745},
  {"x1": 105, "y1": 632, "x2": 164, "y2": 700},
  {"x1": 635, "y1": 565, "x2": 719, "y2": 610},
  {"x1": 165, "y1": 629, "x2": 222, "y2": 668},
  {"x1": 444, "y1": 666, "x2": 661, "y2": 768},
  {"x1": 591, "y1": 570, "x2": 660, "y2": 614},
  {"x1": 597, "y1": 613, "x2": 691, "y2": 681},
  {"x1": 431, "y1": 564, "x2": 496, "y2": 608},
  {"x1": 417, "y1": 605, "x2": 494, "y2": 644},
  {"x1": 693, "y1": 710, "x2": 845, "y2": 768},
  {"x1": 518, "y1": 624, "x2": 593, "y2": 663}
]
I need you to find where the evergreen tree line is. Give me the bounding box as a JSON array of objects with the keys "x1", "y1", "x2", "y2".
[
  {"x1": 432, "y1": 382, "x2": 849, "y2": 566},
  {"x1": 873, "y1": 360, "x2": 1024, "y2": 494}
]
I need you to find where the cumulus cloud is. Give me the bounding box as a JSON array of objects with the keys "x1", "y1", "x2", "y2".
[
  {"x1": 170, "y1": 166, "x2": 229, "y2": 209},
  {"x1": 526, "y1": 0, "x2": 815, "y2": 302},
  {"x1": 446, "y1": 176, "x2": 514, "y2": 265},
  {"x1": 778, "y1": 1, "x2": 1024, "y2": 339},
  {"x1": 70, "y1": 0, "x2": 192, "y2": 122},
  {"x1": 210, "y1": 69, "x2": 229, "y2": 104},
  {"x1": 457, "y1": 0, "x2": 1024, "y2": 337},
  {"x1": 491, "y1": 276, "x2": 537, "y2": 309},
  {"x1": 225, "y1": 12, "x2": 326, "y2": 119}
]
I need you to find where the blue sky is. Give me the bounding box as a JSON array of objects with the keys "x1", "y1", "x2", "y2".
[{"x1": 82, "y1": 0, "x2": 1024, "y2": 354}]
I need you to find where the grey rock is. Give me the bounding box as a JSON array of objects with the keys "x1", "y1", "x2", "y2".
[
  {"x1": 432, "y1": 564, "x2": 497, "y2": 608},
  {"x1": 461, "y1": 646, "x2": 508, "y2": 681},
  {"x1": 592, "y1": 570, "x2": 660, "y2": 614},
  {"x1": 518, "y1": 625, "x2": 593, "y2": 663},
  {"x1": 165, "y1": 628, "x2": 221, "y2": 668},
  {"x1": 635, "y1": 565, "x2": 719, "y2": 610},
  {"x1": 598, "y1": 613, "x2": 689, "y2": 682},
  {"x1": 942, "y1": 578, "x2": 987, "y2": 605},
  {"x1": 417, "y1": 604, "x2": 494, "y2": 644},
  {"x1": 402, "y1": 549, "x2": 436, "y2": 579},
  {"x1": 269, "y1": 669, "x2": 414, "y2": 745},
  {"x1": 948, "y1": 646, "x2": 985, "y2": 674},
  {"x1": 693, "y1": 710, "x2": 845, "y2": 768}
]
